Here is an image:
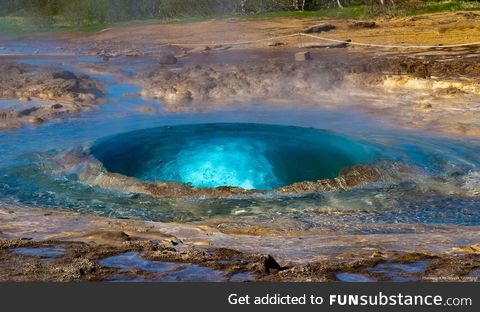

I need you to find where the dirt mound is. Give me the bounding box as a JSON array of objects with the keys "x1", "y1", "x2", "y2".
[
  {"x1": 139, "y1": 61, "x2": 344, "y2": 111},
  {"x1": 0, "y1": 62, "x2": 103, "y2": 130}
]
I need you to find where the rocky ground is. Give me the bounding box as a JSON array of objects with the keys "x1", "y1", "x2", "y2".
[
  {"x1": 1, "y1": 206, "x2": 480, "y2": 282},
  {"x1": 0, "y1": 62, "x2": 103, "y2": 130},
  {"x1": 1, "y1": 11, "x2": 480, "y2": 282}
]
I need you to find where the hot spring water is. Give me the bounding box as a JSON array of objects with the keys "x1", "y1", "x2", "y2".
[
  {"x1": 1, "y1": 53, "x2": 480, "y2": 231},
  {"x1": 90, "y1": 124, "x2": 375, "y2": 190}
]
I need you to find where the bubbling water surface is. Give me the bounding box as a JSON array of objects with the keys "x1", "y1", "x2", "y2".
[{"x1": 90, "y1": 124, "x2": 376, "y2": 190}]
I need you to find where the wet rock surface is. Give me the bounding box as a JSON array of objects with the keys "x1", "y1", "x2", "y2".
[
  {"x1": 0, "y1": 62, "x2": 103, "y2": 130},
  {"x1": 2, "y1": 224, "x2": 480, "y2": 282},
  {"x1": 267, "y1": 252, "x2": 480, "y2": 282},
  {"x1": 2, "y1": 206, "x2": 480, "y2": 282},
  {"x1": 0, "y1": 234, "x2": 286, "y2": 282}
]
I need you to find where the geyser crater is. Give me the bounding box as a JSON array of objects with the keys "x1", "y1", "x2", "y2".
[{"x1": 90, "y1": 123, "x2": 376, "y2": 190}]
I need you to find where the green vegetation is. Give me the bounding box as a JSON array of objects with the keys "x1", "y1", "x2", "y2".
[
  {"x1": 0, "y1": 1, "x2": 479, "y2": 36},
  {"x1": 0, "y1": 16, "x2": 37, "y2": 35},
  {"x1": 0, "y1": 16, "x2": 106, "y2": 35}
]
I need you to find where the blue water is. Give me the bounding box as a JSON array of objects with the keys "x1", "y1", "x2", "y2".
[
  {"x1": 336, "y1": 261, "x2": 430, "y2": 282},
  {"x1": 367, "y1": 261, "x2": 430, "y2": 275},
  {"x1": 100, "y1": 252, "x2": 227, "y2": 282},
  {"x1": 91, "y1": 124, "x2": 376, "y2": 190},
  {"x1": 336, "y1": 272, "x2": 376, "y2": 282},
  {"x1": 1, "y1": 53, "x2": 480, "y2": 230},
  {"x1": 10, "y1": 247, "x2": 65, "y2": 258}
]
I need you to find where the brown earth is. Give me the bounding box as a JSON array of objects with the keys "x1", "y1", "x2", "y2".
[
  {"x1": 63, "y1": 11, "x2": 480, "y2": 50},
  {"x1": 55, "y1": 11, "x2": 480, "y2": 137}
]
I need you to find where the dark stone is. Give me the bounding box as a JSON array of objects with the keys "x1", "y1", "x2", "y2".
[
  {"x1": 52, "y1": 70, "x2": 77, "y2": 81},
  {"x1": 19, "y1": 107, "x2": 40, "y2": 116},
  {"x1": 159, "y1": 53, "x2": 178, "y2": 65},
  {"x1": 170, "y1": 239, "x2": 182, "y2": 246},
  {"x1": 304, "y1": 23, "x2": 336, "y2": 34},
  {"x1": 51, "y1": 103, "x2": 64, "y2": 110},
  {"x1": 261, "y1": 255, "x2": 282, "y2": 273}
]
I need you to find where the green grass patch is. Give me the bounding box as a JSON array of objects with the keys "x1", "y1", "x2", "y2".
[
  {"x1": 49, "y1": 22, "x2": 106, "y2": 33},
  {"x1": 0, "y1": 16, "x2": 38, "y2": 36},
  {"x1": 0, "y1": 16, "x2": 105, "y2": 37}
]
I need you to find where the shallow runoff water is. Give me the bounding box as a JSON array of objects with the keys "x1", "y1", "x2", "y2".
[{"x1": 1, "y1": 51, "x2": 480, "y2": 233}]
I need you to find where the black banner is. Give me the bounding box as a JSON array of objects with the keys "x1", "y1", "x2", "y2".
[{"x1": 0, "y1": 283, "x2": 476, "y2": 312}]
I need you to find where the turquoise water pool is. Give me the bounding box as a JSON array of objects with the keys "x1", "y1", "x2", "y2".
[
  {"x1": 1, "y1": 53, "x2": 480, "y2": 231},
  {"x1": 91, "y1": 124, "x2": 376, "y2": 190}
]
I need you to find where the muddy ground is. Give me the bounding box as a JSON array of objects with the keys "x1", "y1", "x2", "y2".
[{"x1": 1, "y1": 11, "x2": 480, "y2": 281}]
